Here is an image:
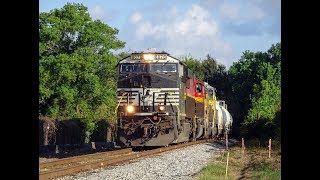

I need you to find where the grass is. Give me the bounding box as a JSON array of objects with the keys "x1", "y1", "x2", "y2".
[
  {"x1": 252, "y1": 162, "x2": 281, "y2": 180},
  {"x1": 195, "y1": 139, "x2": 281, "y2": 180}
]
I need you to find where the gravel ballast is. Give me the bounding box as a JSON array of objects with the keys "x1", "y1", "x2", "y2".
[{"x1": 58, "y1": 142, "x2": 225, "y2": 180}]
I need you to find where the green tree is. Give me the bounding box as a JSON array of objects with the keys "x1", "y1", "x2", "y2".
[
  {"x1": 211, "y1": 64, "x2": 231, "y2": 101},
  {"x1": 243, "y1": 79, "x2": 281, "y2": 138},
  {"x1": 201, "y1": 54, "x2": 218, "y2": 82},
  {"x1": 246, "y1": 80, "x2": 281, "y2": 125},
  {"x1": 116, "y1": 51, "x2": 131, "y2": 61},
  {"x1": 228, "y1": 42, "x2": 281, "y2": 138},
  {"x1": 39, "y1": 3, "x2": 125, "y2": 141},
  {"x1": 180, "y1": 55, "x2": 205, "y2": 80}
]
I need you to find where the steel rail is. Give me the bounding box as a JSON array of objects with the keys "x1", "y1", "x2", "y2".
[{"x1": 40, "y1": 148, "x2": 132, "y2": 169}]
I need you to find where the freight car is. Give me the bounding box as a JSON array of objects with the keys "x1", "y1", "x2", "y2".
[{"x1": 116, "y1": 51, "x2": 232, "y2": 147}]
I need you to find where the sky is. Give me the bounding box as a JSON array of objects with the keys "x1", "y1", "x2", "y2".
[{"x1": 40, "y1": 0, "x2": 281, "y2": 69}]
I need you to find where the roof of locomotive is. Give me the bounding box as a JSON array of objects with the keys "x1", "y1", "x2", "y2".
[{"x1": 204, "y1": 82, "x2": 216, "y2": 93}]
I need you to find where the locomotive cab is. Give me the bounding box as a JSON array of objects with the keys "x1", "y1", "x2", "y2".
[{"x1": 116, "y1": 52, "x2": 183, "y2": 147}]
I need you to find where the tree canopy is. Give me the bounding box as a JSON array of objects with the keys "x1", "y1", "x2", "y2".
[
  {"x1": 39, "y1": 3, "x2": 125, "y2": 136},
  {"x1": 181, "y1": 55, "x2": 205, "y2": 80},
  {"x1": 229, "y1": 42, "x2": 281, "y2": 138}
]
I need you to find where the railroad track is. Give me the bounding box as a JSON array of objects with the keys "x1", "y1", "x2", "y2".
[{"x1": 39, "y1": 139, "x2": 215, "y2": 180}]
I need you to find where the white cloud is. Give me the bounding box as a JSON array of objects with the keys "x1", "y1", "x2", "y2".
[
  {"x1": 135, "y1": 5, "x2": 218, "y2": 39},
  {"x1": 89, "y1": 5, "x2": 106, "y2": 20},
  {"x1": 187, "y1": 4, "x2": 209, "y2": 20},
  {"x1": 219, "y1": 2, "x2": 266, "y2": 23},
  {"x1": 249, "y1": 4, "x2": 265, "y2": 19},
  {"x1": 123, "y1": 4, "x2": 232, "y2": 67},
  {"x1": 130, "y1": 12, "x2": 142, "y2": 24},
  {"x1": 88, "y1": 5, "x2": 117, "y2": 23},
  {"x1": 220, "y1": 3, "x2": 239, "y2": 20}
]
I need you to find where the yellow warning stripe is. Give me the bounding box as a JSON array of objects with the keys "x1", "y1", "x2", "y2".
[{"x1": 186, "y1": 94, "x2": 204, "y2": 103}]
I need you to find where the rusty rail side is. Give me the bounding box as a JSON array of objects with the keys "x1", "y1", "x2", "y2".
[
  {"x1": 39, "y1": 139, "x2": 214, "y2": 180},
  {"x1": 40, "y1": 148, "x2": 132, "y2": 169}
]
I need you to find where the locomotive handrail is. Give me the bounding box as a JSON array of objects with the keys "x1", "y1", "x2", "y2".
[{"x1": 115, "y1": 92, "x2": 128, "y2": 114}]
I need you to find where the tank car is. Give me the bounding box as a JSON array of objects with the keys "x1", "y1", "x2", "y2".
[
  {"x1": 215, "y1": 100, "x2": 233, "y2": 136},
  {"x1": 115, "y1": 51, "x2": 232, "y2": 147}
]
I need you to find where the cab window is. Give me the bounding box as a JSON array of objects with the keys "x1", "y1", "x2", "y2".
[{"x1": 196, "y1": 83, "x2": 202, "y2": 93}]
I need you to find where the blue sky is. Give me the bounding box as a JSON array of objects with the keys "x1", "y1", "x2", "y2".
[{"x1": 40, "y1": 0, "x2": 281, "y2": 69}]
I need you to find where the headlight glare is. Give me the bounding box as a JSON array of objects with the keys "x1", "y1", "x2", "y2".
[
  {"x1": 126, "y1": 105, "x2": 134, "y2": 113},
  {"x1": 159, "y1": 105, "x2": 165, "y2": 111}
]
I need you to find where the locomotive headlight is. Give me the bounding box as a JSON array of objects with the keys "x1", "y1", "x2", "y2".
[
  {"x1": 159, "y1": 105, "x2": 166, "y2": 111},
  {"x1": 126, "y1": 105, "x2": 135, "y2": 113},
  {"x1": 143, "y1": 54, "x2": 154, "y2": 60}
]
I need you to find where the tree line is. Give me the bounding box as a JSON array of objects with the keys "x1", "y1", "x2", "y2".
[{"x1": 39, "y1": 3, "x2": 281, "y2": 141}]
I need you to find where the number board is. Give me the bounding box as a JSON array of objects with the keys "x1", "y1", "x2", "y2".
[
  {"x1": 131, "y1": 54, "x2": 141, "y2": 60},
  {"x1": 130, "y1": 54, "x2": 167, "y2": 60},
  {"x1": 154, "y1": 54, "x2": 167, "y2": 60}
]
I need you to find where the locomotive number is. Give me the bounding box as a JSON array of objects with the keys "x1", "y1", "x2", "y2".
[
  {"x1": 131, "y1": 54, "x2": 141, "y2": 60},
  {"x1": 154, "y1": 54, "x2": 167, "y2": 60}
]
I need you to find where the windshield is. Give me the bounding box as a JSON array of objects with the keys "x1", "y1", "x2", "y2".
[
  {"x1": 150, "y1": 63, "x2": 177, "y2": 73},
  {"x1": 120, "y1": 63, "x2": 147, "y2": 73}
]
